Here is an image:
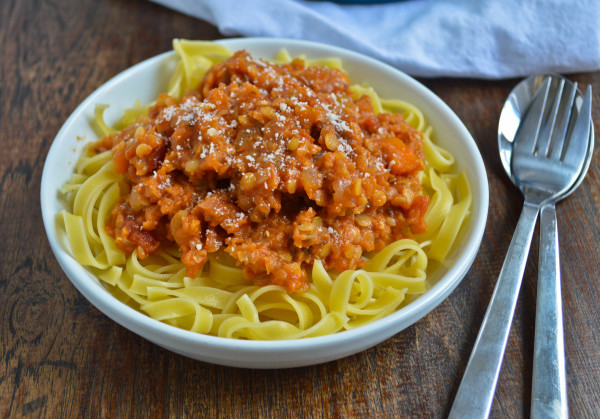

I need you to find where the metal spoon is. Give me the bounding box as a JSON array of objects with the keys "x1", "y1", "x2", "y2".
[{"x1": 449, "y1": 75, "x2": 593, "y2": 418}]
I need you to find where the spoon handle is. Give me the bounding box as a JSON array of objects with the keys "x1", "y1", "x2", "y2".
[
  {"x1": 449, "y1": 201, "x2": 539, "y2": 419},
  {"x1": 531, "y1": 202, "x2": 568, "y2": 418}
]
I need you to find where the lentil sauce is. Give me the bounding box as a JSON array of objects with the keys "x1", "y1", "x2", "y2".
[{"x1": 96, "y1": 51, "x2": 429, "y2": 292}]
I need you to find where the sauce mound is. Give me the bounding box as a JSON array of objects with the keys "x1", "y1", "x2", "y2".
[{"x1": 96, "y1": 50, "x2": 429, "y2": 292}]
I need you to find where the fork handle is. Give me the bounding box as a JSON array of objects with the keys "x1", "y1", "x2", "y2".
[
  {"x1": 531, "y1": 202, "x2": 568, "y2": 418},
  {"x1": 449, "y1": 201, "x2": 539, "y2": 419}
]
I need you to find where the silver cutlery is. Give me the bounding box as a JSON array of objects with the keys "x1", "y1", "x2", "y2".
[{"x1": 449, "y1": 75, "x2": 593, "y2": 418}]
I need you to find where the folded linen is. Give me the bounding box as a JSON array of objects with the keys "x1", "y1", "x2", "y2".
[{"x1": 150, "y1": 0, "x2": 600, "y2": 79}]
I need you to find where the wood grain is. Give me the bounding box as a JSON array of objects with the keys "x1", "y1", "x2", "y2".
[{"x1": 1, "y1": 0, "x2": 598, "y2": 417}]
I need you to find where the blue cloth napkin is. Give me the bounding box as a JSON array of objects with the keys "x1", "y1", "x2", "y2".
[{"x1": 151, "y1": 0, "x2": 600, "y2": 79}]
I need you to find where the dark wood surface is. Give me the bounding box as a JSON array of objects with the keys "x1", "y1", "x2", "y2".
[{"x1": 1, "y1": 0, "x2": 599, "y2": 417}]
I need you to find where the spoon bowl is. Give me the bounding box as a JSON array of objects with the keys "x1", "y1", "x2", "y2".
[{"x1": 498, "y1": 74, "x2": 594, "y2": 199}]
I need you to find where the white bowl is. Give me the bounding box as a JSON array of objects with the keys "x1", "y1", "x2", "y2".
[{"x1": 41, "y1": 38, "x2": 488, "y2": 368}]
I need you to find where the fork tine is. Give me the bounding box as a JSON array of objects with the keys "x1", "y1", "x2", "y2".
[
  {"x1": 547, "y1": 81, "x2": 577, "y2": 160},
  {"x1": 514, "y1": 77, "x2": 551, "y2": 155},
  {"x1": 562, "y1": 85, "x2": 592, "y2": 166},
  {"x1": 536, "y1": 78, "x2": 564, "y2": 157},
  {"x1": 538, "y1": 79, "x2": 574, "y2": 158}
]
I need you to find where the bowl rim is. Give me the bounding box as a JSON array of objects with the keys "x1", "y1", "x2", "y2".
[{"x1": 41, "y1": 37, "x2": 489, "y2": 359}]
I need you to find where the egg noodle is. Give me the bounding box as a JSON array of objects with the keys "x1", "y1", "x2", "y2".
[{"x1": 58, "y1": 40, "x2": 472, "y2": 340}]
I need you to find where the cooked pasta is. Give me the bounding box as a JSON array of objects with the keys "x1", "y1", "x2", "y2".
[{"x1": 58, "y1": 39, "x2": 472, "y2": 340}]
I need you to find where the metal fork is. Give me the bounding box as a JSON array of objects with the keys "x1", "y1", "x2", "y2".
[
  {"x1": 449, "y1": 77, "x2": 592, "y2": 418},
  {"x1": 531, "y1": 82, "x2": 593, "y2": 419}
]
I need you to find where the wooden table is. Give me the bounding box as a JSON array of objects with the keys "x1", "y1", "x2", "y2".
[{"x1": 2, "y1": 0, "x2": 598, "y2": 417}]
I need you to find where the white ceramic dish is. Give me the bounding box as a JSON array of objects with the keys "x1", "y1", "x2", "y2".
[{"x1": 41, "y1": 38, "x2": 489, "y2": 368}]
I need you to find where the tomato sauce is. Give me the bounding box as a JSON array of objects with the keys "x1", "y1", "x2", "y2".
[{"x1": 97, "y1": 50, "x2": 429, "y2": 292}]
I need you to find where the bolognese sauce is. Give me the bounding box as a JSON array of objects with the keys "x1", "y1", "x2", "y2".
[{"x1": 95, "y1": 50, "x2": 429, "y2": 292}]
